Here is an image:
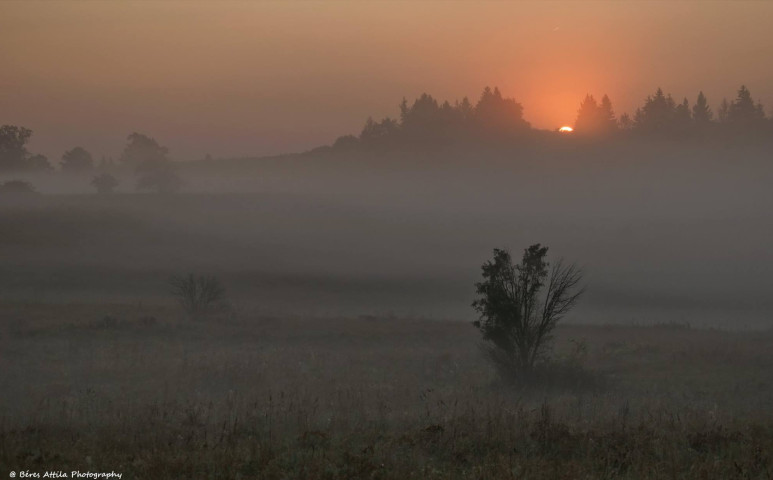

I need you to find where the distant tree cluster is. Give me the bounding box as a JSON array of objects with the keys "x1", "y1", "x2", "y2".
[
  {"x1": 571, "y1": 85, "x2": 769, "y2": 139},
  {"x1": 0, "y1": 125, "x2": 181, "y2": 194},
  {"x1": 346, "y1": 86, "x2": 531, "y2": 149},
  {"x1": 332, "y1": 84, "x2": 771, "y2": 149}
]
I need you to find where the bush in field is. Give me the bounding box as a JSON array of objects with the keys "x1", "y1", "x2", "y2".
[
  {"x1": 472, "y1": 244, "x2": 584, "y2": 383},
  {"x1": 169, "y1": 274, "x2": 226, "y2": 318}
]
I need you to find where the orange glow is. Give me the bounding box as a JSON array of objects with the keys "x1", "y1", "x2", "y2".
[
  {"x1": 2, "y1": 2, "x2": 773, "y2": 159},
  {"x1": 559, "y1": 126, "x2": 574, "y2": 133}
]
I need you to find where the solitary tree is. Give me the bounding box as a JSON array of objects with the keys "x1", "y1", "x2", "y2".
[{"x1": 472, "y1": 245, "x2": 584, "y2": 382}]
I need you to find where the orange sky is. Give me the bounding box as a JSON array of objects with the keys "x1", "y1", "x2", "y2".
[{"x1": 2, "y1": 1, "x2": 772, "y2": 161}]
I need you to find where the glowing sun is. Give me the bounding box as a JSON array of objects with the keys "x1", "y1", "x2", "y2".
[{"x1": 559, "y1": 126, "x2": 574, "y2": 133}]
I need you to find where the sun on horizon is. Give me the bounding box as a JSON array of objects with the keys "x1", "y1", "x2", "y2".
[{"x1": 559, "y1": 126, "x2": 574, "y2": 132}]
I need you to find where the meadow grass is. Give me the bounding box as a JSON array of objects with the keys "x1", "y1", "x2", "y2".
[{"x1": 2, "y1": 302, "x2": 773, "y2": 478}]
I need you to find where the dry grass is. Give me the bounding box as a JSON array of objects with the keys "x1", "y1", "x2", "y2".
[{"x1": 2, "y1": 302, "x2": 773, "y2": 478}]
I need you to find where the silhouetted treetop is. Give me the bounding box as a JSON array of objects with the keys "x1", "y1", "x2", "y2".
[
  {"x1": 121, "y1": 133, "x2": 180, "y2": 193},
  {"x1": 0, "y1": 125, "x2": 33, "y2": 171},
  {"x1": 574, "y1": 94, "x2": 617, "y2": 136},
  {"x1": 692, "y1": 91, "x2": 713, "y2": 125},
  {"x1": 121, "y1": 132, "x2": 170, "y2": 167},
  {"x1": 727, "y1": 85, "x2": 766, "y2": 131},
  {"x1": 352, "y1": 86, "x2": 531, "y2": 149},
  {"x1": 634, "y1": 88, "x2": 680, "y2": 134},
  {"x1": 473, "y1": 86, "x2": 530, "y2": 136},
  {"x1": 61, "y1": 146, "x2": 94, "y2": 173}
]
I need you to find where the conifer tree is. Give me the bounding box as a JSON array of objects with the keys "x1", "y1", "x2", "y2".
[{"x1": 692, "y1": 91, "x2": 713, "y2": 124}]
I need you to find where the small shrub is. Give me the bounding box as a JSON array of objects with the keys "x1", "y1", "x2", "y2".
[{"x1": 169, "y1": 273, "x2": 226, "y2": 318}]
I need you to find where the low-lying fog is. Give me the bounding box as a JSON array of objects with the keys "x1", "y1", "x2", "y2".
[{"x1": 3, "y1": 141, "x2": 772, "y2": 328}]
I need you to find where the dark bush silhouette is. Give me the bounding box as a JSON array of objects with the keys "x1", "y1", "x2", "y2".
[
  {"x1": 91, "y1": 173, "x2": 119, "y2": 194},
  {"x1": 169, "y1": 274, "x2": 227, "y2": 318},
  {"x1": 472, "y1": 245, "x2": 584, "y2": 383}
]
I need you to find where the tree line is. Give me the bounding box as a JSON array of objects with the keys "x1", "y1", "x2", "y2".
[
  {"x1": 333, "y1": 84, "x2": 772, "y2": 149},
  {"x1": 0, "y1": 130, "x2": 179, "y2": 194},
  {"x1": 1, "y1": 84, "x2": 770, "y2": 181}
]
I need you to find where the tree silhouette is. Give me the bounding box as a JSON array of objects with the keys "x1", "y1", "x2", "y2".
[
  {"x1": 360, "y1": 116, "x2": 399, "y2": 147},
  {"x1": 336, "y1": 84, "x2": 771, "y2": 150},
  {"x1": 574, "y1": 94, "x2": 617, "y2": 136},
  {"x1": 473, "y1": 245, "x2": 583, "y2": 381},
  {"x1": 121, "y1": 133, "x2": 180, "y2": 193},
  {"x1": 574, "y1": 94, "x2": 599, "y2": 134},
  {"x1": 634, "y1": 88, "x2": 678, "y2": 134},
  {"x1": 673, "y1": 98, "x2": 692, "y2": 135},
  {"x1": 618, "y1": 113, "x2": 633, "y2": 131},
  {"x1": 598, "y1": 95, "x2": 618, "y2": 135},
  {"x1": 727, "y1": 85, "x2": 766, "y2": 132},
  {"x1": 718, "y1": 98, "x2": 730, "y2": 124},
  {"x1": 692, "y1": 91, "x2": 714, "y2": 125},
  {"x1": 120, "y1": 132, "x2": 170, "y2": 168},
  {"x1": 61, "y1": 147, "x2": 94, "y2": 173},
  {"x1": 399, "y1": 93, "x2": 442, "y2": 142},
  {"x1": 332, "y1": 135, "x2": 360, "y2": 150},
  {"x1": 473, "y1": 86, "x2": 530, "y2": 138},
  {"x1": 0, "y1": 125, "x2": 32, "y2": 171}
]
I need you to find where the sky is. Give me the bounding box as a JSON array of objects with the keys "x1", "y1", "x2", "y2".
[{"x1": 2, "y1": 1, "x2": 773, "y2": 162}]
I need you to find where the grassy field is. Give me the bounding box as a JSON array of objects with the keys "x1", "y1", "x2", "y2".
[
  {"x1": 1, "y1": 170, "x2": 772, "y2": 477},
  {"x1": 2, "y1": 302, "x2": 773, "y2": 479}
]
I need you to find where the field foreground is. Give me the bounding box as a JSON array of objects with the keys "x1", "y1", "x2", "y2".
[{"x1": 2, "y1": 303, "x2": 773, "y2": 479}]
